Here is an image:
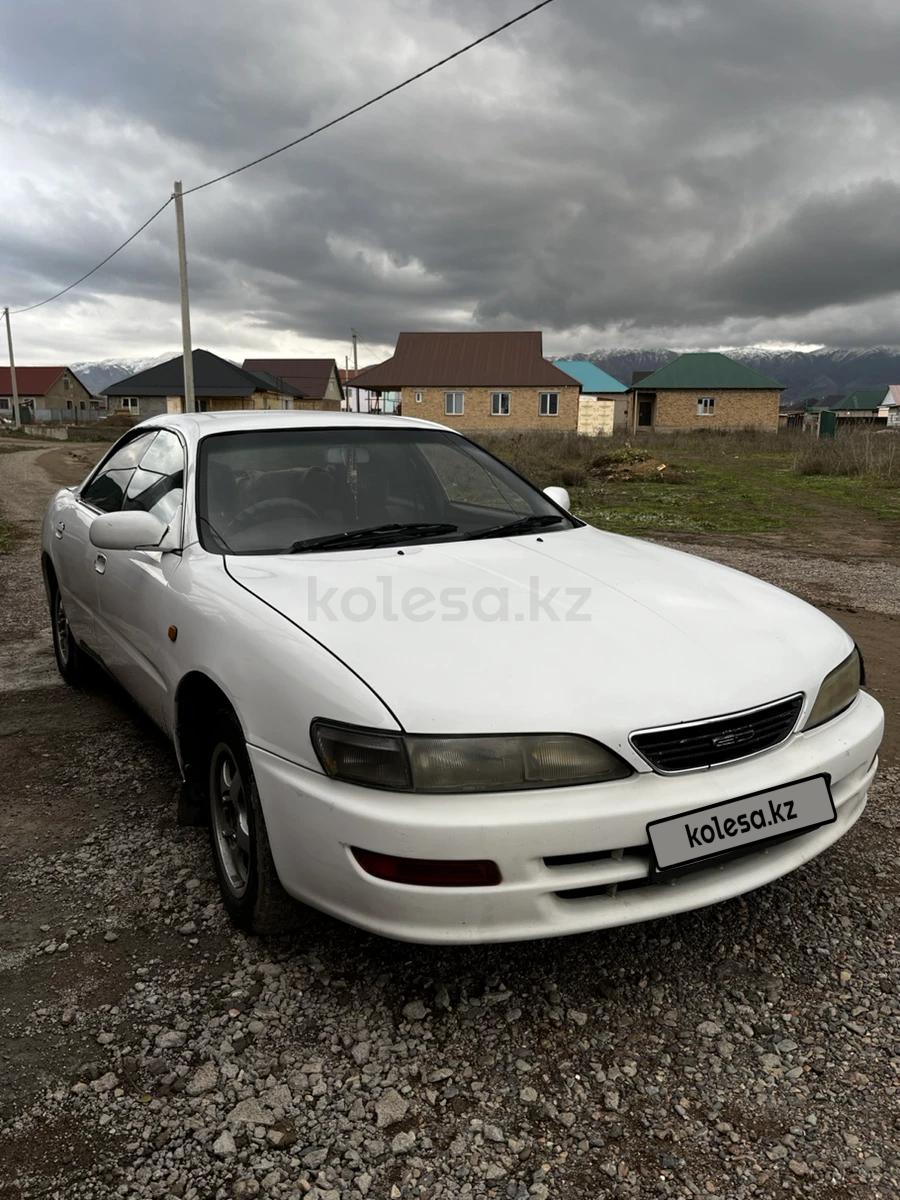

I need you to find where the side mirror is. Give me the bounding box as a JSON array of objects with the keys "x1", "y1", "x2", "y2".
[
  {"x1": 90, "y1": 510, "x2": 168, "y2": 551},
  {"x1": 543, "y1": 485, "x2": 571, "y2": 512}
]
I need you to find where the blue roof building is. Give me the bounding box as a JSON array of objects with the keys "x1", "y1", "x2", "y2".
[{"x1": 555, "y1": 359, "x2": 628, "y2": 394}]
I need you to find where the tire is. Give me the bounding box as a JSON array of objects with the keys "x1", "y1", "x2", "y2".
[
  {"x1": 49, "y1": 580, "x2": 92, "y2": 687},
  {"x1": 206, "y1": 708, "x2": 298, "y2": 935}
]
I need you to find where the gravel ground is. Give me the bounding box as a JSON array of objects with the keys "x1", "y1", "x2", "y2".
[
  {"x1": 1, "y1": 445, "x2": 897, "y2": 1200},
  {"x1": 661, "y1": 540, "x2": 900, "y2": 618}
]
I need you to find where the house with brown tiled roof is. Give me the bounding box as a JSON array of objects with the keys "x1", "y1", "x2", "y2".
[
  {"x1": 0, "y1": 366, "x2": 95, "y2": 424},
  {"x1": 242, "y1": 359, "x2": 343, "y2": 410},
  {"x1": 348, "y1": 331, "x2": 581, "y2": 430}
]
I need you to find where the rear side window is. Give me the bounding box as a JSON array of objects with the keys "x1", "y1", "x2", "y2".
[{"x1": 81, "y1": 430, "x2": 184, "y2": 524}]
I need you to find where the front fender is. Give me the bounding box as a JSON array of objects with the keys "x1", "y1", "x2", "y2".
[{"x1": 167, "y1": 548, "x2": 399, "y2": 773}]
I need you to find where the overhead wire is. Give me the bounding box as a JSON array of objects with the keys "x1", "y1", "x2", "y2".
[
  {"x1": 181, "y1": 0, "x2": 557, "y2": 196},
  {"x1": 7, "y1": 0, "x2": 558, "y2": 315},
  {"x1": 11, "y1": 197, "x2": 174, "y2": 315}
]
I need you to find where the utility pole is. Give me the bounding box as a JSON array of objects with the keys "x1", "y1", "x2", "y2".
[
  {"x1": 173, "y1": 181, "x2": 196, "y2": 414},
  {"x1": 3, "y1": 308, "x2": 21, "y2": 430},
  {"x1": 351, "y1": 330, "x2": 360, "y2": 412}
]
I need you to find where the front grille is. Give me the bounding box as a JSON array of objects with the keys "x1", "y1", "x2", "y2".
[{"x1": 631, "y1": 693, "x2": 804, "y2": 773}]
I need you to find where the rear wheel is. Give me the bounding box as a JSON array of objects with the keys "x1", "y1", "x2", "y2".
[
  {"x1": 49, "y1": 582, "x2": 91, "y2": 686},
  {"x1": 207, "y1": 710, "x2": 298, "y2": 935}
]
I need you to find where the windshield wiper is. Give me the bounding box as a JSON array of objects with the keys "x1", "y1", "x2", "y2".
[
  {"x1": 288, "y1": 522, "x2": 458, "y2": 553},
  {"x1": 463, "y1": 513, "x2": 568, "y2": 541}
]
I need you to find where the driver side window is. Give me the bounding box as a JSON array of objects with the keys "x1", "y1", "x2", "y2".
[
  {"x1": 81, "y1": 432, "x2": 158, "y2": 513},
  {"x1": 81, "y1": 430, "x2": 184, "y2": 525},
  {"x1": 124, "y1": 431, "x2": 184, "y2": 525}
]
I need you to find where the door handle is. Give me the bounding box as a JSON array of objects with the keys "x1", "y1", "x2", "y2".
[
  {"x1": 94, "y1": 554, "x2": 107, "y2": 575},
  {"x1": 54, "y1": 520, "x2": 65, "y2": 539}
]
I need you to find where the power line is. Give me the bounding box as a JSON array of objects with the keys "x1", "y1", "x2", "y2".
[
  {"x1": 11, "y1": 197, "x2": 173, "y2": 315},
  {"x1": 8, "y1": 0, "x2": 557, "y2": 315},
  {"x1": 182, "y1": 0, "x2": 557, "y2": 196}
]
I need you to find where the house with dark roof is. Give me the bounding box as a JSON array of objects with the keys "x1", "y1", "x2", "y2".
[
  {"x1": 348, "y1": 332, "x2": 582, "y2": 430},
  {"x1": 102, "y1": 350, "x2": 304, "y2": 418},
  {"x1": 0, "y1": 365, "x2": 95, "y2": 424},
  {"x1": 555, "y1": 359, "x2": 628, "y2": 436},
  {"x1": 629, "y1": 352, "x2": 784, "y2": 432},
  {"x1": 242, "y1": 359, "x2": 343, "y2": 411}
]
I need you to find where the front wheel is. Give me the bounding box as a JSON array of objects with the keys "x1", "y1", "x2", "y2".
[
  {"x1": 207, "y1": 710, "x2": 298, "y2": 935},
  {"x1": 49, "y1": 582, "x2": 91, "y2": 686}
]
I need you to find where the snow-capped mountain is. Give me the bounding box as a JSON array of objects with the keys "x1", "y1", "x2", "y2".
[
  {"x1": 564, "y1": 347, "x2": 900, "y2": 403},
  {"x1": 69, "y1": 345, "x2": 900, "y2": 403},
  {"x1": 70, "y1": 353, "x2": 177, "y2": 395}
]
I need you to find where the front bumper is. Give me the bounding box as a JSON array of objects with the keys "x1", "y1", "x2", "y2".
[{"x1": 249, "y1": 691, "x2": 883, "y2": 944}]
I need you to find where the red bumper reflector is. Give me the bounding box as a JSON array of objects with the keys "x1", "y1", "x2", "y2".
[{"x1": 351, "y1": 848, "x2": 501, "y2": 887}]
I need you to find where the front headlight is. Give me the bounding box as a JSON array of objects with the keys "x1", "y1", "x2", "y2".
[
  {"x1": 311, "y1": 721, "x2": 632, "y2": 792},
  {"x1": 803, "y1": 647, "x2": 862, "y2": 731}
]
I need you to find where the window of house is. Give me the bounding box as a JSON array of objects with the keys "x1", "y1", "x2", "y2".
[
  {"x1": 414, "y1": 391, "x2": 423, "y2": 404},
  {"x1": 0, "y1": 397, "x2": 9, "y2": 410},
  {"x1": 697, "y1": 396, "x2": 716, "y2": 416},
  {"x1": 63, "y1": 375, "x2": 72, "y2": 392},
  {"x1": 79, "y1": 401, "x2": 86, "y2": 410},
  {"x1": 444, "y1": 391, "x2": 464, "y2": 416},
  {"x1": 539, "y1": 392, "x2": 559, "y2": 416},
  {"x1": 491, "y1": 392, "x2": 511, "y2": 416},
  {"x1": 121, "y1": 397, "x2": 140, "y2": 412},
  {"x1": 66, "y1": 400, "x2": 73, "y2": 410}
]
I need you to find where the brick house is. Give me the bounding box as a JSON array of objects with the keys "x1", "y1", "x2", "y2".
[
  {"x1": 102, "y1": 350, "x2": 303, "y2": 417},
  {"x1": 0, "y1": 365, "x2": 96, "y2": 423},
  {"x1": 242, "y1": 358, "x2": 343, "y2": 411},
  {"x1": 347, "y1": 332, "x2": 581, "y2": 431},
  {"x1": 630, "y1": 353, "x2": 783, "y2": 432}
]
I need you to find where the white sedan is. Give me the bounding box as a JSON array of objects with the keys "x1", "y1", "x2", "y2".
[{"x1": 41, "y1": 412, "x2": 883, "y2": 942}]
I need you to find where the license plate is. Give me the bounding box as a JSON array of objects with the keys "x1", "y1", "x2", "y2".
[{"x1": 647, "y1": 774, "x2": 836, "y2": 873}]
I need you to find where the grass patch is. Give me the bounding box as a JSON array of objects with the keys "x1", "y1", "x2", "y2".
[{"x1": 474, "y1": 428, "x2": 900, "y2": 538}]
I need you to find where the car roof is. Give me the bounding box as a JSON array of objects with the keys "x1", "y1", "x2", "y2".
[{"x1": 135, "y1": 409, "x2": 453, "y2": 441}]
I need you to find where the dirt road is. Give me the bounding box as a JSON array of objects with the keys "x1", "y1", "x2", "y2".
[{"x1": 0, "y1": 444, "x2": 897, "y2": 1200}]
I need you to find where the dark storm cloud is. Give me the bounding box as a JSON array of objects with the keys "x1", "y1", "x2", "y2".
[
  {"x1": 3, "y1": 0, "x2": 900, "y2": 359},
  {"x1": 707, "y1": 181, "x2": 900, "y2": 315}
]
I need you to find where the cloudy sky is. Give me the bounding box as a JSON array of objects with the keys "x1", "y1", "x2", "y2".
[{"x1": 3, "y1": 0, "x2": 900, "y2": 367}]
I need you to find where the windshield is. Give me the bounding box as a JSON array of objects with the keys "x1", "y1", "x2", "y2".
[{"x1": 196, "y1": 426, "x2": 576, "y2": 554}]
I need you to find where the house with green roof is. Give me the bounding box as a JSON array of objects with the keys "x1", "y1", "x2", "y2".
[
  {"x1": 804, "y1": 388, "x2": 890, "y2": 436},
  {"x1": 629, "y1": 352, "x2": 784, "y2": 433},
  {"x1": 555, "y1": 359, "x2": 628, "y2": 436}
]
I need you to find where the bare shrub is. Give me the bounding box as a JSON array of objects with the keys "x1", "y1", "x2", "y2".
[
  {"x1": 474, "y1": 427, "x2": 898, "y2": 487},
  {"x1": 792, "y1": 429, "x2": 898, "y2": 481}
]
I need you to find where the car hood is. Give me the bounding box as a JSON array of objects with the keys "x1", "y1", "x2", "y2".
[{"x1": 226, "y1": 527, "x2": 851, "y2": 747}]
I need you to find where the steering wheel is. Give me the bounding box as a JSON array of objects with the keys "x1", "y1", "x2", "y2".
[{"x1": 226, "y1": 497, "x2": 318, "y2": 534}]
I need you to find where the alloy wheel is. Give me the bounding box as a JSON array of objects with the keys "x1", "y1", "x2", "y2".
[
  {"x1": 53, "y1": 591, "x2": 70, "y2": 667},
  {"x1": 210, "y1": 743, "x2": 251, "y2": 898}
]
